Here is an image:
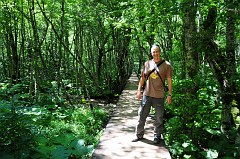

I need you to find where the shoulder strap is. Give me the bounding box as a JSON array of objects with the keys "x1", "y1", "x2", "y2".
[
  {"x1": 146, "y1": 60, "x2": 165, "y2": 80},
  {"x1": 156, "y1": 71, "x2": 165, "y2": 86}
]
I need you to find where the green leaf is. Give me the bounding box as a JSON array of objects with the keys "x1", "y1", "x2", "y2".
[
  {"x1": 182, "y1": 142, "x2": 198, "y2": 152},
  {"x1": 183, "y1": 154, "x2": 192, "y2": 159},
  {"x1": 70, "y1": 139, "x2": 93, "y2": 156},
  {"x1": 51, "y1": 146, "x2": 71, "y2": 159},
  {"x1": 200, "y1": 149, "x2": 218, "y2": 159},
  {"x1": 35, "y1": 145, "x2": 55, "y2": 157},
  {"x1": 182, "y1": 142, "x2": 190, "y2": 148},
  {"x1": 34, "y1": 135, "x2": 49, "y2": 145},
  {"x1": 52, "y1": 133, "x2": 75, "y2": 147},
  {"x1": 204, "y1": 128, "x2": 221, "y2": 135},
  {"x1": 76, "y1": 139, "x2": 85, "y2": 149},
  {"x1": 211, "y1": 109, "x2": 221, "y2": 114}
]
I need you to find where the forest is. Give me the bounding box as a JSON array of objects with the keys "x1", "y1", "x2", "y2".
[{"x1": 0, "y1": 0, "x2": 239, "y2": 158}]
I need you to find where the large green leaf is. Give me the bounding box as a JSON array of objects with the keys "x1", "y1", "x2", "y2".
[
  {"x1": 52, "y1": 133, "x2": 75, "y2": 147},
  {"x1": 200, "y1": 149, "x2": 218, "y2": 159},
  {"x1": 70, "y1": 139, "x2": 93, "y2": 156},
  {"x1": 34, "y1": 135, "x2": 49, "y2": 145},
  {"x1": 51, "y1": 146, "x2": 71, "y2": 159}
]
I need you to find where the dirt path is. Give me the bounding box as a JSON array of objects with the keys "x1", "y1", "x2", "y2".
[{"x1": 92, "y1": 73, "x2": 171, "y2": 159}]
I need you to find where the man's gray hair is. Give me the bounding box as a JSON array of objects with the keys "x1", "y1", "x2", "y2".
[{"x1": 151, "y1": 44, "x2": 160, "y2": 49}]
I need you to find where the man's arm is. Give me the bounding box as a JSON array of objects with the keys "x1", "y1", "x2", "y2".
[
  {"x1": 136, "y1": 76, "x2": 145, "y2": 100},
  {"x1": 166, "y1": 77, "x2": 172, "y2": 104},
  {"x1": 137, "y1": 76, "x2": 145, "y2": 91}
]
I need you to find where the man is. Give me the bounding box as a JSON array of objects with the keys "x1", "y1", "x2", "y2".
[{"x1": 132, "y1": 44, "x2": 173, "y2": 144}]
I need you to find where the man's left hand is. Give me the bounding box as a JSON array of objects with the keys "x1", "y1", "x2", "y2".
[{"x1": 166, "y1": 96, "x2": 172, "y2": 105}]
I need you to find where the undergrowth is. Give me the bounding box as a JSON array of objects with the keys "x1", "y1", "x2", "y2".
[
  {"x1": 164, "y1": 76, "x2": 240, "y2": 159},
  {"x1": 0, "y1": 104, "x2": 109, "y2": 159}
]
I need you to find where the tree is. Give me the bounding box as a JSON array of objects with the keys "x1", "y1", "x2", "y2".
[
  {"x1": 182, "y1": 0, "x2": 198, "y2": 79},
  {"x1": 2, "y1": 2, "x2": 20, "y2": 84},
  {"x1": 201, "y1": 1, "x2": 238, "y2": 133}
]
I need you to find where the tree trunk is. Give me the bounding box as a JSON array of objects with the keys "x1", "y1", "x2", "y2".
[
  {"x1": 29, "y1": 0, "x2": 39, "y2": 98},
  {"x1": 221, "y1": 0, "x2": 238, "y2": 133},
  {"x1": 202, "y1": 5, "x2": 238, "y2": 136},
  {"x1": 136, "y1": 32, "x2": 144, "y2": 76},
  {"x1": 182, "y1": 0, "x2": 198, "y2": 79},
  {"x1": 4, "y1": 7, "x2": 20, "y2": 84},
  {"x1": 1, "y1": 46, "x2": 7, "y2": 79}
]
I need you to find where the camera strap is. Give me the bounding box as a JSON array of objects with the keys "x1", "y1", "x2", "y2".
[
  {"x1": 146, "y1": 60, "x2": 165, "y2": 81},
  {"x1": 144, "y1": 60, "x2": 168, "y2": 92},
  {"x1": 156, "y1": 71, "x2": 165, "y2": 87}
]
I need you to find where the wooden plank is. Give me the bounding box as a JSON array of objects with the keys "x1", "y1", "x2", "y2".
[{"x1": 92, "y1": 73, "x2": 171, "y2": 159}]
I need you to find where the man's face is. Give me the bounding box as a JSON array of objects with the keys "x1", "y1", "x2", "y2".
[{"x1": 151, "y1": 47, "x2": 160, "y2": 58}]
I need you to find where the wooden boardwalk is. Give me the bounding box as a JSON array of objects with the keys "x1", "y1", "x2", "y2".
[{"x1": 92, "y1": 73, "x2": 171, "y2": 159}]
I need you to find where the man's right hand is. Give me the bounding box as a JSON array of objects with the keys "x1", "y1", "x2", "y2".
[{"x1": 136, "y1": 90, "x2": 142, "y2": 100}]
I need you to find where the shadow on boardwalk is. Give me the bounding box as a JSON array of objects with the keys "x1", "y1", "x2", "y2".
[{"x1": 92, "y1": 73, "x2": 171, "y2": 159}]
